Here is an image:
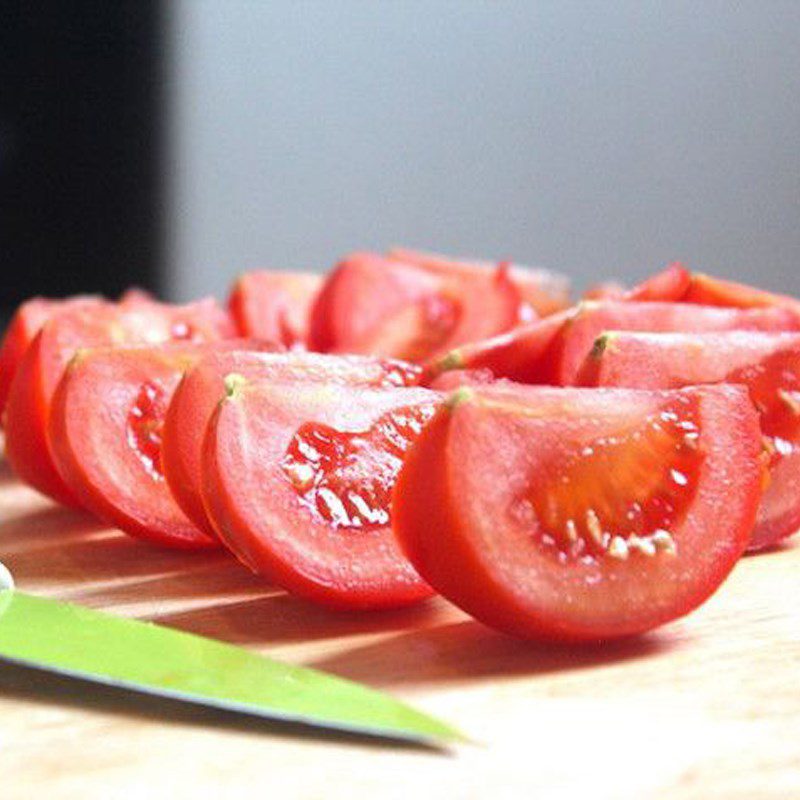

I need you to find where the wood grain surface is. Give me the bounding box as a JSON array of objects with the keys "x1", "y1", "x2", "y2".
[{"x1": 1, "y1": 457, "x2": 799, "y2": 800}]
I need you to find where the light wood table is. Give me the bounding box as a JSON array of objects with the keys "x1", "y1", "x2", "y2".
[{"x1": 1, "y1": 460, "x2": 798, "y2": 799}]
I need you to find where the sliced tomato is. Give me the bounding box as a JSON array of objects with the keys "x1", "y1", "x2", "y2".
[
  {"x1": 4, "y1": 298, "x2": 233, "y2": 505},
  {"x1": 393, "y1": 383, "x2": 762, "y2": 641},
  {"x1": 626, "y1": 263, "x2": 691, "y2": 302},
  {"x1": 162, "y1": 352, "x2": 421, "y2": 538},
  {"x1": 201, "y1": 380, "x2": 438, "y2": 609},
  {"x1": 548, "y1": 301, "x2": 800, "y2": 385},
  {"x1": 228, "y1": 270, "x2": 322, "y2": 347},
  {"x1": 1, "y1": 297, "x2": 101, "y2": 425},
  {"x1": 422, "y1": 309, "x2": 575, "y2": 385},
  {"x1": 388, "y1": 247, "x2": 571, "y2": 318},
  {"x1": 683, "y1": 273, "x2": 800, "y2": 314},
  {"x1": 309, "y1": 252, "x2": 521, "y2": 362},
  {"x1": 578, "y1": 330, "x2": 800, "y2": 550},
  {"x1": 48, "y1": 341, "x2": 261, "y2": 549}
]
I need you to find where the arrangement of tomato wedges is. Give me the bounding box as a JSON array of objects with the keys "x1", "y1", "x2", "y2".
[{"x1": 1, "y1": 251, "x2": 798, "y2": 643}]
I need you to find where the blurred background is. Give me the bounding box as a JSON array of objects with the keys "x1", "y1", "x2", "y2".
[{"x1": 2, "y1": 1, "x2": 799, "y2": 315}]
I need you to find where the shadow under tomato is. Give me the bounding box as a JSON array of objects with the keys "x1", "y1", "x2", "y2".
[
  {"x1": 152, "y1": 593, "x2": 451, "y2": 646},
  {"x1": 0, "y1": 661, "x2": 448, "y2": 754},
  {"x1": 0, "y1": 503, "x2": 268, "y2": 604},
  {"x1": 307, "y1": 619, "x2": 679, "y2": 689}
]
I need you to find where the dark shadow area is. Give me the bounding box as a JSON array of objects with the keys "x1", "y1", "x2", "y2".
[
  {"x1": 309, "y1": 619, "x2": 678, "y2": 689},
  {"x1": 0, "y1": 660, "x2": 452, "y2": 755},
  {"x1": 153, "y1": 593, "x2": 448, "y2": 646}
]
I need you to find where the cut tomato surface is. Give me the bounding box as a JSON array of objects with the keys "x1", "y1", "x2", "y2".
[
  {"x1": 162, "y1": 352, "x2": 421, "y2": 538},
  {"x1": 393, "y1": 383, "x2": 762, "y2": 641},
  {"x1": 548, "y1": 301, "x2": 800, "y2": 386},
  {"x1": 4, "y1": 298, "x2": 233, "y2": 505},
  {"x1": 309, "y1": 252, "x2": 521, "y2": 362},
  {"x1": 201, "y1": 379, "x2": 438, "y2": 609},
  {"x1": 48, "y1": 341, "x2": 261, "y2": 549},
  {"x1": 388, "y1": 247, "x2": 571, "y2": 318},
  {"x1": 579, "y1": 330, "x2": 800, "y2": 550},
  {"x1": 228, "y1": 270, "x2": 322, "y2": 347},
  {"x1": 0, "y1": 296, "x2": 101, "y2": 425},
  {"x1": 423, "y1": 309, "x2": 575, "y2": 385}
]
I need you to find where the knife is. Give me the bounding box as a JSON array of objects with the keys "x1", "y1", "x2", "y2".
[{"x1": 0, "y1": 563, "x2": 463, "y2": 747}]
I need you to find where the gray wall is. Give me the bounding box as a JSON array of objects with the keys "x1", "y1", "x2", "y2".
[{"x1": 167, "y1": 1, "x2": 800, "y2": 301}]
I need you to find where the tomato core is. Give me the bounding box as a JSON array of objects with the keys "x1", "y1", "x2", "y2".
[
  {"x1": 127, "y1": 381, "x2": 170, "y2": 480},
  {"x1": 281, "y1": 404, "x2": 437, "y2": 529},
  {"x1": 516, "y1": 400, "x2": 704, "y2": 563},
  {"x1": 727, "y1": 349, "x2": 800, "y2": 468}
]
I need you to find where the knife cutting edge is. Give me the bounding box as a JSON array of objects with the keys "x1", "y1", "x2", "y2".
[{"x1": 0, "y1": 561, "x2": 465, "y2": 747}]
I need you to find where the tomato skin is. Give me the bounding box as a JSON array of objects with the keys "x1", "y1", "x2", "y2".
[
  {"x1": 578, "y1": 330, "x2": 800, "y2": 550},
  {"x1": 228, "y1": 270, "x2": 321, "y2": 347},
  {"x1": 683, "y1": 273, "x2": 800, "y2": 314},
  {"x1": 392, "y1": 384, "x2": 762, "y2": 641},
  {"x1": 309, "y1": 252, "x2": 522, "y2": 362},
  {"x1": 4, "y1": 298, "x2": 233, "y2": 505},
  {"x1": 161, "y1": 351, "x2": 421, "y2": 539},
  {"x1": 550, "y1": 301, "x2": 800, "y2": 385},
  {"x1": 387, "y1": 247, "x2": 571, "y2": 318},
  {"x1": 201, "y1": 380, "x2": 439, "y2": 609},
  {"x1": 626, "y1": 263, "x2": 691, "y2": 302}
]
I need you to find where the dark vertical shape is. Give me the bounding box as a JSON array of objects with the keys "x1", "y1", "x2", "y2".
[{"x1": 0, "y1": 1, "x2": 164, "y2": 320}]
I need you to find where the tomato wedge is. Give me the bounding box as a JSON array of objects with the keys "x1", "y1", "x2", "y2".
[
  {"x1": 4, "y1": 298, "x2": 233, "y2": 506},
  {"x1": 201, "y1": 379, "x2": 439, "y2": 609},
  {"x1": 579, "y1": 330, "x2": 800, "y2": 550},
  {"x1": 683, "y1": 273, "x2": 800, "y2": 314},
  {"x1": 548, "y1": 301, "x2": 800, "y2": 385},
  {"x1": 393, "y1": 383, "x2": 762, "y2": 641},
  {"x1": 0, "y1": 296, "x2": 101, "y2": 424},
  {"x1": 162, "y1": 352, "x2": 421, "y2": 538},
  {"x1": 422, "y1": 309, "x2": 575, "y2": 385},
  {"x1": 309, "y1": 252, "x2": 521, "y2": 362},
  {"x1": 387, "y1": 247, "x2": 571, "y2": 318},
  {"x1": 626, "y1": 263, "x2": 691, "y2": 302},
  {"x1": 228, "y1": 270, "x2": 321, "y2": 347},
  {"x1": 48, "y1": 341, "x2": 262, "y2": 548}
]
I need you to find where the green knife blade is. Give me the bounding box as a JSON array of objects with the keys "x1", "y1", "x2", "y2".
[{"x1": 0, "y1": 588, "x2": 463, "y2": 747}]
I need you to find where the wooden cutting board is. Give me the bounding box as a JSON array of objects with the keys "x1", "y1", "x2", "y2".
[{"x1": 1, "y1": 459, "x2": 799, "y2": 800}]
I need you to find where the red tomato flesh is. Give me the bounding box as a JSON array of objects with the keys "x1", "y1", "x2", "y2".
[
  {"x1": 387, "y1": 247, "x2": 571, "y2": 318},
  {"x1": 626, "y1": 263, "x2": 691, "y2": 302},
  {"x1": 0, "y1": 296, "x2": 101, "y2": 425},
  {"x1": 393, "y1": 383, "x2": 763, "y2": 641},
  {"x1": 228, "y1": 270, "x2": 322, "y2": 347},
  {"x1": 161, "y1": 352, "x2": 421, "y2": 538},
  {"x1": 683, "y1": 273, "x2": 800, "y2": 314},
  {"x1": 423, "y1": 309, "x2": 575, "y2": 385},
  {"x1": 549, "y1": 301, "x2": 800, "y2": 385},
  {"x1": 309, "y1": 252, "x2": 521, "y2": 362},
  {"x1": 4, "y1": 298, "x2": 233, "y2": 506},
  {"x1": 48, "y1": 341, "x2": 259, "y2": 549},
  {"x1": 578, "y1": 330, "x2": 800, "y2": 550},
  {"x1": 201, "y1": 380, "x2": 439, "y2": 609}
]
